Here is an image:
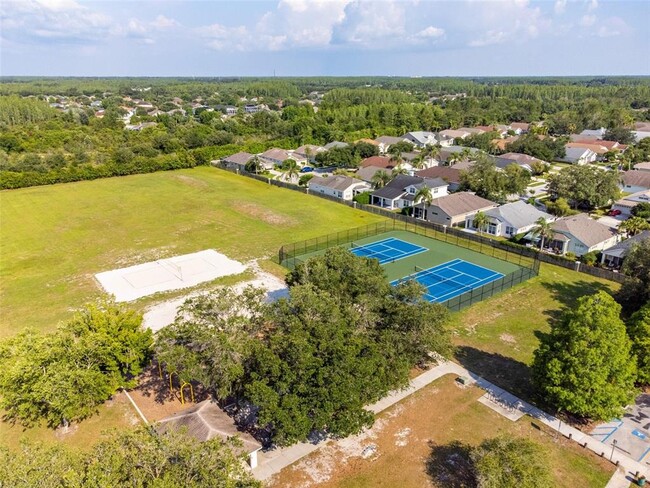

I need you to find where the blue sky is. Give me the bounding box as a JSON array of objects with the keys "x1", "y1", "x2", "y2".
[{"x1": 1, "y1": 0, "x2": 649, "y2": 76}]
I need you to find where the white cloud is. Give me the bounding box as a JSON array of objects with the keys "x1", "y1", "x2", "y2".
[
  {"x1": 554, "y1": 0, "x2": 567, "y2": 14},
  {"x1": 597, "y1": 17, "x2": 631, "y2": 38},
  {"x1": 469, "y1": 30, "x2": 508, "y2": 47},
  {"x1": 331, "y1": 0, "x2": 408, "y2": 47},
  {"x1": 415, "y1": 26, "x2": 445, "y2": 39},
  {"x1": 467, "y1": 0, "x2": 548, "y2": 48},
  {"x1": 586, "y1": 0, "x2": 598, "y2": 12},
  {"x1": 580, "y1": 14, "x2": 596, "y2": 27}
]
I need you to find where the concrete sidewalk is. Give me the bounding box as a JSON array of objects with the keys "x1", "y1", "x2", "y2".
[{"x1": 251, "y1": 360, "x2": 650, "y2": 482}]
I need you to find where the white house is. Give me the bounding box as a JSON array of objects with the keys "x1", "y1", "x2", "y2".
[
  {"x1": 633, "y1": 162, "x2": 650, "y2": 173},
  {"x1": 402, "y1": 131, "x2": 438, "y2": 148},
  {"x1": 547, "y1": 213, "x2": 618, "y2": 256},
  {"x1": 293, "y1": 144, "x2": 325, "y2": 162},
  {"x1": 221, "y1": 152, "x2": 254, "y2": 172},
  {"x1": 558, "y1": 147, "x2": 598, "y2": 165},
  {"x1": 371, "y1": 175, "x2": 448, "y2": 210},
  {"x1": 438, "y1": 129, "x2": 471, "y2": 146},
  {"x1": 578, "y1": 128, "x2": 606, "y2": 139},
  {"x1": 308, "y1": 175, "x2": 371, "y2": 201},
  {"x1": 374, "y1": 136, "x2": 405, "y2": 154},
  {"x1": 465, "y1": 200, "x2": 554, "y2": 238}
]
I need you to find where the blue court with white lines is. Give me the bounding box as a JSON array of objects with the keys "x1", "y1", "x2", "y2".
[
  {"x1": 350, "y1": 237, "x2": 427, "y2": 264},
  {"x1": 391, "y1": 258, "x2": 504, "y2": 303}
]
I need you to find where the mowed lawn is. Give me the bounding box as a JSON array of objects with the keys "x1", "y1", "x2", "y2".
[
  {"x1": 450, "y1": 263, "x2": 620, "y2": 400},
  {"x1": 0, "y1": 167, "x2": 384, "y2": 337}
]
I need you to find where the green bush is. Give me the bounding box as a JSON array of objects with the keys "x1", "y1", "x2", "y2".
[{"x1": 353, "y1": 191, "x2": 371, "y2": 205}]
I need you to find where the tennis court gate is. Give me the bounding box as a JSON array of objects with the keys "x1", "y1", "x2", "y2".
[{"x1": 278, "y1": 219, "x2": 541, "y2": 312}]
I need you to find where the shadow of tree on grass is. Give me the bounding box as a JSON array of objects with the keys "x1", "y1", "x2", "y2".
[
  {"x1": 426, "y1": 440, "x2": 476, "y2": 488},
  {"x1": 454, "y1": 346, "x2": 535, "y2": 404}
]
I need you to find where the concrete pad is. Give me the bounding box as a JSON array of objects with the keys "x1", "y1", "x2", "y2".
[
  {"x1": 95, "y1": 249, "x2": 246, "y2": 302},
  {"x1": 478, "y1": 393, "x2": 526, "y2": 421}
]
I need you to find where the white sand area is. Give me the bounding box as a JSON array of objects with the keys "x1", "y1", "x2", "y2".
[{"x1": 95, "y1": 249, "x2": 247, "y2": 302}]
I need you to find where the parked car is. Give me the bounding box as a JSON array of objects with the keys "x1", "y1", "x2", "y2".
[
  {"x1": 608, "y1": 209, "x2": 622, "y2": 216},
  {"x1": 300, "y1": 166, "x2": 314, "y2": 173}
]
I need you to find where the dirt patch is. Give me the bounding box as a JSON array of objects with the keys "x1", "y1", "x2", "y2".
[
  {"x1": 500, "y1": 333, "x2": 517, "y2": 344},
  {"x1": 268, "y1": 376, "x2": 613, "y2": 488},
  {"x1": 237, "y1": 202, "x2": 297, "y2": 226},
  {"x1": 171, "y1": 174, "x2": 209, "y2": 188}
]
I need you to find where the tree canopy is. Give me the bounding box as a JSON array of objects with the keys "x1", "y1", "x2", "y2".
[
  {"x1": 532, "y1": 291, "x2": 636, "y2": 420},
  {"x1": 0, "y1": 426, "x2": 259, "y2": 488},
  {"x1": 617, "y1": 239, "x2": 650, "y2": 315},
  {"x1": 627, "y1": 303, "x2": 650, "y2": 385},
  {"x1": 0, "y1": 301, "x2": 152, "y2": 428},
  {"x1": 547, "y1": 165, "x2": 621, "y2": 209},
  {"x1": 471, "y1": 436, "x2": 554, "y2": 488},
  {"x1": 459, "y1": 154, "x2": 530, "y2": 203}
]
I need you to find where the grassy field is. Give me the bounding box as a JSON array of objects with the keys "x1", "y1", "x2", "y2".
[
  {"x1": 270, "y1": 375, "x2": 613, "y2": 488},
  {"x1": 450, "y1": 262, "x2": 619, "y2": 400},
  {"x1": 0, "y1": 167, "x2": 385, "y2": 338}
]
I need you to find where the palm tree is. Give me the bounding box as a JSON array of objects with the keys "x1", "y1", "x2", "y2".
[
  {"x1": 532, "y1": 217, "x2": 554, "y2": 251},
  {"x1": 411, "y1": 154, "x2": 427, "y2": 170},
  {"x1": 472, "y1": 211, "x2": 489, "y2": 235},
  {"x1": 245, "y1": 156, "x2": 262, "y2": 174},
  {"x1": 447, "y1": 152, "x2": 461, "y2": 167},
  {"x1": 413, "y1": 186, "x2": 434, "y2": 219},
  {"x1": 282, "y1": 159, "x2": 300, "y2": 182},
  {"x1": 372, "y1": 170, "x2": 391, "y2": 189},
  {"x1": 619, "y1": 217, "x2": 650, "y2": 237},
  {"x1": 422, "y1": 144, "x2": 441, "y2": 161},
  {"x1": 389, "y1": 150, "x2": 403, "y2": 169}
]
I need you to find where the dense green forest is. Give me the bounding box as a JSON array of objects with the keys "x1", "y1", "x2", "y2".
[{"x1": 1, "y1": 77, "x2": 649, "y2": 189}]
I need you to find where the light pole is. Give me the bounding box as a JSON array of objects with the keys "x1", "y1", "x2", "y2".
[{"x1": 610, "y1": 439, "x2": 617, "y2": 461}]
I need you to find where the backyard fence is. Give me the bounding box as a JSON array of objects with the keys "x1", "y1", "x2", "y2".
[{"x1": 215, "y1": 163, "x2": 628, "y2": 285}]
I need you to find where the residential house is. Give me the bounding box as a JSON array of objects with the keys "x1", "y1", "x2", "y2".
[
  {"x1": 570, "y1": 139, "x2": 625, "y2": 152},
  {"x1": 415, "y1": 166, "x2": 463, "y2": 192},
  {"x1": 157, "y1": 399, "x2": 262, "y2": 469},
  {"x1": 558, "y1": 147, "x2": 597, "y2": 165},
  {"x1": 438, "y1": 129, "x2": 472, "y2": 145},
  {"x1": 492, "y1": 136, "x2": 520, "y2": 152},
  {"x1": 611, "y1": 190, "x2": 650, "y2": 217},
  {"x1": 221, "y1": 152, "x2": 254, "y2": 172},
  {"x1": 510, "y1": 122, "x2": 530, "y2": 133},
  {"x1": 244, "y1": 104, "x2": 261, "y2": 114},
  {"x1": 438, "y1": 146, "x2": 480, "y2": 165},
  {"x1": 323, "y1": 141, "x2": 349, "y2": 150},
  {"x1": 566, "y1": 142, "x2": 613, "y2": 159},
  {"x1": 401, "y1": 131, "x2": 438, "y2": 148},
  {"x1": 294, "y1": 144, "x2": 325, "y2": 162},
  {"x1": 308, "y1": 175, "x2": 371, "y2": 201},
  {"x1": 465, "y1": 200, "x2": 554, "y2": 238},
  {"x1": 356, "y1": 166, "x2": 393, "y2": 184},
  {"x1": 633, "y1": 162, "x2": 650, "y2": 172},
  {"x1": 419, "y1": 192, "x2": 497, "y2": 226},
  {"x1": 458, "y1": 127, "x2": 486, "y2": 136},
  {"x1": 547, "y1": 213, "x2": 618, "y2": 256},
  {"x1": 370, "y1": 175, "x2": 448, "y2": 210},
  {"x1": 621, "y1": 170, "x2": 650, "y2": 193},
  {"x1": 578, "y1": 128, "x2": 606, "y2": 139},
  {"x1": 374, "y1": 135, "x2": 405, "y2": 154},
  {"x1": 360, "y1": 155, "x2": 401, "y2": 170},
  {"x1": 258, "y1": 148, "x2": 292, "y2": 169},
  {"x1": 601, "y1": 231, "x2": 650, "y2": 268},
  {"x1": 401, "y1": 152, "x2": 437, "y2": 170},
  {"x1": 633, "y1": 122, "x2": 650, "y2": 142},
  {"x1": 496, "y1": 152, "x2": 545, "y2": 172},
  {"x1": 216, "y1": 105, "x2": 238, "y2": 116}
]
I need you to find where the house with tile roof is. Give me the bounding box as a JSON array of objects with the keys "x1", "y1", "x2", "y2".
[
  {"x1": 415, "y1": 166, "x2": 463, "y2": 191},
  {"x1": 374, "y1": 135, "x2": 406, "y2": 154},
  {"x1": 220, "y1": 151, "x2": 254, "y2": 171},
  {"x1": 558, "y1": 146, "x2": 598, "y2": 165},
  {"x1": 401, "y1": 131, "x2": 438, "y2": 148}
]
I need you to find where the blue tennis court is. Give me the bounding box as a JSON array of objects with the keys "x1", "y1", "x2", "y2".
[
  {"x1": 350, "y1": 237, "x2": 427, "y2": 264},
  {"x1": 392, "y1": 258, "x2": 504, "y2": 303}
]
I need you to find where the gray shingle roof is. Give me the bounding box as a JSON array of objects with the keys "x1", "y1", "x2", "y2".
[
  {"x1": 309, "y1": 175, "x2": 367, "y2": 191},
  {"x1": 551, "y1": 213, "x2": 616, "y2": 247},
  {"x1": 157, "y1": 400, "x2": 261, "y2": 454},
  {"x1": 622, "y1": 170, "x2": 650, "y2": 189},
  {"x1": 223, "y1": 151, "x2": 254, "y2": 165},
  {"x1": 372, "y1": 186, "x2": 406, "y2": 200},
  {"x1": 428, "y1": 192, "x2": 496, "y2": 216},
  {"x1": 484, "y1": 201, "x2": 553, "y2": 229},
  {"x1": 375, "y1": 135, "x2": 404, "y2": 145},
  {"x1": 602, "y1": 231, "x2": 650, "y2": 258}
]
